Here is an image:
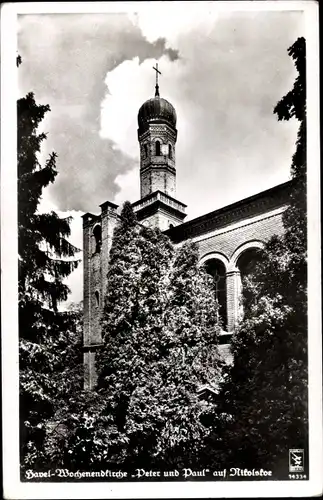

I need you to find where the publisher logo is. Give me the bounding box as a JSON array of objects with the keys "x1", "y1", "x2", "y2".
[{"x1": 289, "y1": 449, "x2": 304, "y2": 472}]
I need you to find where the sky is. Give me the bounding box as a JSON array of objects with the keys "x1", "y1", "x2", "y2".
[{"x1": 17, "y1": 4, "x2": 304, "y2": 306}]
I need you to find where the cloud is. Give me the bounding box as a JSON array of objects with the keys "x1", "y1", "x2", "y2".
[
  {"x1": 18, "y1": 8, "x2": 304, "y2": 305},
  {"x1": 128, "y1": 4, "x2": 219, "y2": 46},
  {"x1": 18, "y1": 13, "x2": 180, "y2": 214},
  {"x1": 18, "y1": 11, "x2": 304, "y2": 219},
  {"x1": 99, "y1": 10, "x2": 303, "y2": 218},
  {"x1": 100, "y1": 55, "x2": 183, "y2": 157},
  {"x1": 113, "y1": 167, "x2": 139, "y2": 206}
]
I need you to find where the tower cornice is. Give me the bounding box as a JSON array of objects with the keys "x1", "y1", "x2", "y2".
[{"x1": 132, "y1": 190, "x2": 187, "y2": 226}]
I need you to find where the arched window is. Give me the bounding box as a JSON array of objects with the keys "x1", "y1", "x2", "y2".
[
  {"x1": 236, "y1": 247, "x2": 264, "y2": 307},
  {"x1": 237, "y1": 248, "x2": 263, "y2": 279},
  {"x1": 168, "y1": 144, "x2": 172, "y2": 159},
  {"x1": 94, "y1": 290, "x2": 100, "y2": 307},
  {"x1": 143, "y1": 144, "x2": 148, "y2": 158},
  {"x1": 204, "y1": 259, "x2": 227, "y2": 330},
  {"x1": 93, "y1": 225, "x2": 102, "y2": 253},
  {"x1": 155, "y1": 140, "x2": 161, "y2": 156},
  {"x1": 169, "y1": 223, "x2": 174, "y2": 229}
]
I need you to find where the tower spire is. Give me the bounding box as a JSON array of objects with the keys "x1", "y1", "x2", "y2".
[{"x1": 152, "y1": 62, "x2": 161, "y2": 97}]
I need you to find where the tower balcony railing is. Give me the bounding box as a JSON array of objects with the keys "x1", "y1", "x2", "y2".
[
  {"x1": 133, "y1": 191, "x2": 186, "y2": 214},
  {"x1": 159, "y1": 192, "x2": 186, "y2": 212}
]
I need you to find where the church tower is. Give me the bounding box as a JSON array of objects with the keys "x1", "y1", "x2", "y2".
[
  {"x1": 132, "y1": 64, "x2": 187, "y2": 231},
  {"x1": 82, "y1": 64, "x2": 187, "y2": 389}
]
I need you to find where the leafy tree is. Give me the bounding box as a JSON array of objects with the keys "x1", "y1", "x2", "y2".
[
  {"x1": 214, "y1": 37, "x2": 307, "y2": 475},
  {"x1": 274, "y1": 36, "x2": 307, "y2": 311},
  {"x1": 43, "y1": 204, "x2": 167, "y2": 471},
  {"x1": 40, "y1": 203, "x2": 144, "y2": 472},
  {"x1": 42, "y1": 307, "x2": 122, "y2": 471},
  {"x1": 18, "y1": 86, "x2": 80, "y2": 471},
  {"x1": 97, "y1": 201, "x2": 143, "y2": 350},
  {"x1": 95, "y1": 206, "x2": 223, "y2": 470},
  {"x1": 95, "y1": 203, "x2": 174, "y2": 467},
  {"x1": 149, "y1": 241, "x2": 223, "y2": 468},
  {"x1": 41, "y1": 302, "x2": 85, "y2": 467},
  {"x1": 50, "y1": 302, "x2": 84, "y2": 401},
  {"x1": 44, "y1": 390, "x2": 116, "y2": 471}
]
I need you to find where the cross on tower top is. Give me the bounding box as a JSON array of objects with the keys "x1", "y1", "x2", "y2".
[{"x1": 153, "y1": 62, "x2": 161, "y2": 97}]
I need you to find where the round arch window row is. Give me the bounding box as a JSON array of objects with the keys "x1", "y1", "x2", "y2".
[
  {"x1": 91, "y1": 244, "x2": 263, "y2": 331},
  {"x1": 142, "y1": 140, "x2": 173, "y2": 159},
  {"x1": 91, "y1": 224, "x2": 264, "y2": 332},
  {"x1": 201, "y1": 242, "x2": 265, "y2": 332}
]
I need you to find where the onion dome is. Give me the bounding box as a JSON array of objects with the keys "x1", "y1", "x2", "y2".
[{"x1": 138, "y1": 96, "x2": 177, "y2": 134}]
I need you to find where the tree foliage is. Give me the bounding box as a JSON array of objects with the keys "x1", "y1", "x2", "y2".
[
  {"x1": 55, "y1": 203, "x2": 223, "y2": 471},
  {"x1": 214, "y1": 37, "x2": 307, "y2": 474},
  {"x1": 18, "y1": 82, "x2": 80, "y2": 470}
]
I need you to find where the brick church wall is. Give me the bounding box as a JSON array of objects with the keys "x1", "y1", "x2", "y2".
[
  {"x1": 82, "y1": 203, "x2": 118, "y2": 389},
  {"x1": 83, "y1": 183, "x2": 292, "y2": 389},
  {"x1": 141, "y1": 209, "x2": 185, "y2": 231},
  {"x1": 192, "y1": 207, "x2": 287, "y2": 362},
  {"x1": 196, "y1": 210, "x2": 286, "y2": 262}
]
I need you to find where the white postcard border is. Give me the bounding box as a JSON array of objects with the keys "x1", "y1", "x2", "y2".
[{"x1": 1, "y1": 2, "x2": 321, "y2": 498}]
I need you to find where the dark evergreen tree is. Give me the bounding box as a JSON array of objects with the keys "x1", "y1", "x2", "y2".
[
  {"x1": 213, "y1": 37, "x2": 307, "y2": 475},
  {"x1": 50, "y1": 302, "x2": 84, "y2": 401},
  {"x1": 41, "y1": 203, "x2": 144, "y2": 472},
  {"x1": 42, "y1": 302, "x2": 86, "y2": 466},
  {"x1": 44, "y1": 207, "x2": 223, "y2": 470},
  {"x1": 96, "y1": 208, "x2": 223, "y2": 469},
  {"x1": 148, "y1": 241, "x2": 223, "y2": 468},
  {"x1": 97, "y1": 201, "x2": 142, "y2": 350},
  {"x1": 18, "y1": 88, "x2": 80, "y2": 470},
  {"x1": 44, "y1": 389, "x2": 115, "y2": 471},
  {"x1": 95, "y1": 203, "x2": 174, "y2": 467}
]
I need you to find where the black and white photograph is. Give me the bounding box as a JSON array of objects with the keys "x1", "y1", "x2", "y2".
[{"x1": 1, "y1": 1, "x2": 322, "y2": 498}]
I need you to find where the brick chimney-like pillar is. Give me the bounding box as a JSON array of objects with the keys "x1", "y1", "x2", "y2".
[{"x1": 226, "y1": 269, "x2": 242, "y2": 332}]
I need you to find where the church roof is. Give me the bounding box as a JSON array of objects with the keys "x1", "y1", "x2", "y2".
[
  {"x1": 165, "y1": 179, "x2": 295, "y2": 243},
  {"x1": 138, "y1": 96, "x2": 177, "y2": 134}
]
